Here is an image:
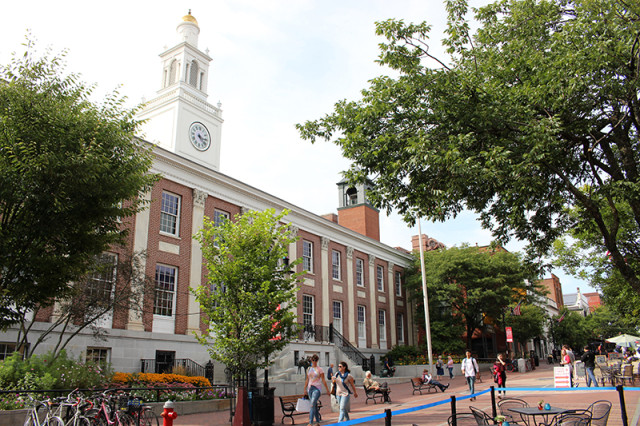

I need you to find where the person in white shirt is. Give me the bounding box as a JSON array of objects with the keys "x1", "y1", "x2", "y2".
[{"x1": 461, "y1": 350, "x2": 479, "y2": 401}]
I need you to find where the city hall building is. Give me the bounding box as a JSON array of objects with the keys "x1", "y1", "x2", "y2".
[{"x1": 1, "y1": 12, "x2": 417, "y2": 384}]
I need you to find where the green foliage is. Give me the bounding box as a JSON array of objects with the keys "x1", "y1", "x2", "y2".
[
  {"x1": 297, "y1": 0, "x2": 640, "y2": 295},
  {"x1": 0, "y1": 350, "x2": 112, "y2": 391},
  {"x1": 506, "y1": 304, "x2": 546, "y2": 347},
  {"x1": 405, "y1": 245, "x2": 538, "y2": 349},
  {"x1": 548, "y1": 309, "x2": 590, "y2": 350},
  {"x1": 583, "y1": 306, "x2": 639, "y2": 340},
  {"x1": 553, "y1": 202, "x2": 640, "y2": 327},
  {"x1": 193, "y1": 209, "x2": 302, "y2": 378},
  {"x1": 384, "y1": 345, "x2": 422, "y2": 364},
  {"x1": 0, "y1": 39, "x2": 158, "y2": 328}
]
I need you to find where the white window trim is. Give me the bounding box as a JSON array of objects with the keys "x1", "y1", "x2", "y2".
[
  {"x1": 332, "y1": 250, "x2": 341, "y2": 281},
  {"x1": 377, "y1": 265, "x2": 384, "y2": 292},
  {"x1": 303, "y1": 240, "x2": 313, "y2": 273},
  {"x1": 160, "y1": 191, "x2": 181, "y2": 237},
  {"x1": 356, "y1": 258, "x2": 364, "y2": 287},
  {"x1": 153, "y1": 264, "x2": 178, "y2": 318}
]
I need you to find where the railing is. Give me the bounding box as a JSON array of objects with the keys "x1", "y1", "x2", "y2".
[
  {"x1": 140, "y1": 358, "x2": 206, "y2": 377},
  {"x1": 296, "y1": 323, "x2": 373, "y2": 373}
]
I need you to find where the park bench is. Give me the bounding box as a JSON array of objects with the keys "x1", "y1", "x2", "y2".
[
  {"x1": 363, "y1": 385, "x2": 386, "y2": 404},
  {"x1": 411, "y1": 377, "x2": 437, "y2": 395},
  {"x1": 279, "y1": 394, "x2": 322, "y2": 424}
]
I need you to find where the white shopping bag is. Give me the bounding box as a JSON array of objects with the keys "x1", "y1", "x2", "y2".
[
  {"x1": 331, "y1": 395, "x2": 340, "y2": 413},
  {"x1": 296, "y1": 397, "x2": 311, "y2": 413}
]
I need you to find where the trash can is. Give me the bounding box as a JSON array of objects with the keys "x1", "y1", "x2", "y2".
[{"x1": 250, "y1": 387, "x2": 275, "y2": 426}]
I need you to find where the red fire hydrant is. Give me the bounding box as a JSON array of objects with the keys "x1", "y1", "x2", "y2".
[{"x1": 162, "y1": 400, "x2": 178, "y2": 426}]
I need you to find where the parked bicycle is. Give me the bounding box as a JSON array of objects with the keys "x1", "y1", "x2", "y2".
[{"x1": 23, "y1": 394, "x2": 64, "y2": 426}]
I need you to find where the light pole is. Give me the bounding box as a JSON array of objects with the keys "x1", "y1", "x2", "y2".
[{"x1": 417, "y1": 221, "x2": 434, "y2": 374}]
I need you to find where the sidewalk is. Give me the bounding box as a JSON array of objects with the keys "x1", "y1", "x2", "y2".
[{"x1": 177, "y1": 363, "x2": 640, "y2": 425}]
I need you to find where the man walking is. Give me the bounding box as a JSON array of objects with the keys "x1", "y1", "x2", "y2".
[
  {"x1": 581, "y1": 346, "x2": 599, "y2": 387},
  {"x1": 461, "y1": 350, "x2": 479, "y2": 401}
]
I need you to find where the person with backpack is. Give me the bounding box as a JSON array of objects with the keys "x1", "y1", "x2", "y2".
[{"x1": 461, "y1": 350, "x2": 480, "y2": 401}]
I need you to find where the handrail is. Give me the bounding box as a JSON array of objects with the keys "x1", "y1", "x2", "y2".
[
  {"x1": 296, "y1": 323, "x2": 374, "y2": 373},
  {"x1": 140, "y1": 358, "x2": 206, "y2": 377}
]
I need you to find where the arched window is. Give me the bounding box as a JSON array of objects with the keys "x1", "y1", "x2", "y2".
[
  {"x1": 168, "y1": 60, "x2": 178, "y2": 85},
  {"x1": 346, "y1": 187, "x2": 358, "y2": 205},
  {"x1": 189, "y1": 60, "x2": 199, "y2": 87}
]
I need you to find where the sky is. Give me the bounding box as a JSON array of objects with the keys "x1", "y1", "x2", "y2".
[{"x1": 0, "y1": 0, "x2": 591, "y2": 295}]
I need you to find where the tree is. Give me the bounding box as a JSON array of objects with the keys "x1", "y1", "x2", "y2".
[
  {"x1": 549, "y1": 309, "x2": 589, "y2": 350},
  {"x1": 13, "y1": 249, "x2": 153, "y2": 360},
  {"x1": 297, "y1": 0, "x2": 640, "y2": 295},
  {"x1": 193, "y1": 208, "x2": 301, "y2": 379},
  {"x1": 506, "y1": 304, "x2": 546, "y2": 355},
  {"x1": 583, "y1": 306, "x2": 638, "y2": 342},
  {"x1": 553, "y1": 203, "x2": 640, "y2": 324},
  {"x1": 0, "y1": 40, "x2": 157, "y2": 328},
  {"x1": 404, "y1": 245, "x2": 538, "y2": 350}
]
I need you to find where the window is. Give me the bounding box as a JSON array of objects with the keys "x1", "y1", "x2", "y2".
[
  {"x1": 397, "y1": 313, "x2": 405, "y2": 343},
  {"x1": 378, "y1": 309, "x2": 387, "y2": 341},
  {"x1": 356, "y1": 258, "x2": 364, "y2": 287},
  {"x1": 331, "y1": 250, "x2": 341, "y2": 280},
  {"x1": 377, "y1": 265, "x2": 384, "y2": 292},
  {"x1": 189, "y1": 60, "x2": 199, "y2": 86},
  {"x1": 332, "y1": 301, "x2": 343, "y2": 335},
  {"x1": 213, "y1": 210, "x2": 230, "y2": 247},
  {"x1": 357, "y1": 305, "x2": 366, "y2": 346},
  {"x1": 395, "y1": 271, "x2": 402, "y2": 297},
  {"x1": 0, "y1": 343, "x2": 17, "y2": 361},
  {"x1": 154, "y1": 265, "x2": 177, "y2": 316},
  {"x1": 302, "y1": 295, "x2": 314, "y2": 328},
  {"x1": 160, "y1": 192, "x2": 181, "y2": 236},
  {"x1": 303, "y1": 295, "x2": 314, "y2": 340},
  {"x1": 86, "y1": 253, "x2": 117, "y2": 301},
  {"x1": 303, "y1": 240, "x2": 313, "y2": 273},
  {"x1": 86, "y1": 347, "x2": 110, "y2": 365}
]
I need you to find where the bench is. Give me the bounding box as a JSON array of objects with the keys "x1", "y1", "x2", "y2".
[
  {"x1": 363, "y1": 385, "x2": 385, "y2": 405},
  {"x1": 279, "y1": 395, "x2": 322, "y2": 424},
  {"x1": 411, "y1": 377, "x2": 437, "y2": 395}
]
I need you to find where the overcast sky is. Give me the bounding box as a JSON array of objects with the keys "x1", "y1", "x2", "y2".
[{"x1": 1, "y1": 0, "x2": 591, "y2": 294}]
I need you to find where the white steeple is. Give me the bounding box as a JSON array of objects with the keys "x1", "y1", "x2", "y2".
[
  {"x1": 177, "y1": 10, "x2": 200, "y2": 47},
  {"x1": 137, "y1": 11, "x2": 223, "y2": 171}
]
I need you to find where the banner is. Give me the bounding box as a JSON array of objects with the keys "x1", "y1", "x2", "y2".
[
  {"x1": 505, "y1": 327, "x2": 513, "y2": 343},
  {"x1": 554, "y1": 366, "x2": 571, "y2": 388}
]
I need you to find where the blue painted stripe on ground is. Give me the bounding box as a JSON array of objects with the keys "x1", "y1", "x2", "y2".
[{"x1": 325, "y1": 386, "x2": 640, "y2": 425}]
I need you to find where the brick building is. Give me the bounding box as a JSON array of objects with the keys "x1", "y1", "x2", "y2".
[{"x1": 0, "y1": 12, "x2": 415, "y2": 380}]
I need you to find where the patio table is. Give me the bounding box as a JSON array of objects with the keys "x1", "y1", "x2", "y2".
[{"x1": 508, "y1": 406, "x2": 570, "y2": 426}]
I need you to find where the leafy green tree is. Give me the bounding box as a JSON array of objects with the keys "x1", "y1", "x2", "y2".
[
  {"x1": 549, "y1": 309, "x2": 589, "y2": 350},
  {"x1": 0, "y1": 40, "x2": 157, "y2": 328},
  {"x1": 583, "y1": 306, "x2": 638, "y2": 341},
  {"x1": 193, "y1": 209, "x2": 301, "y2": 379},
  {"x1": 405, "y1": 245, "x2": 537, "y2": 350},
  {"x1": 506, "y1": 304, "x2": 546, "y2": 355},
  {"x1": 553, "y1": 203, "x2": 640, "y2": 325},
  {"x1": 297, "y1": 0, "x2": 640, "y2": 295}
]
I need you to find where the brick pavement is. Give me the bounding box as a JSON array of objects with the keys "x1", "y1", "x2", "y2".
[{"x1": 176, "y1": 363, "x2": 640, "y2": 425}]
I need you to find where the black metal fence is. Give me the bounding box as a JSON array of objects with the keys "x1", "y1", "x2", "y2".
[{"x1": 140, "y1": 358, "x2": 206, "y2": 377}]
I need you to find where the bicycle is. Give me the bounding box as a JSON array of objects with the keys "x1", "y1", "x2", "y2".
[
  {"x1": 23, "y1": 394, "x2": 64, "y2": 426},
  {"x1": 122, "y1": 396, "x2": 160, "y2": 426},
  {"x1": 54, "y1": 389, "x2": 93, "y2": 426},
  {"x1": 85, "y1": 391, "x2": 135, "y2": 426}
]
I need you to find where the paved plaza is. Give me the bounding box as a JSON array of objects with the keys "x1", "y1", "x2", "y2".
[{"x1": 179, "y1": 363, "x2": 640, "y2": 425}]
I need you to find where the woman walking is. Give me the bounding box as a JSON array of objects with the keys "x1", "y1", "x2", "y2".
[
  {"x1": 436, "y1": 355, "x2": 445, "y2": 380},
  {"x1": 332, "y1": 361, "x2": 358, "y2": 422},
  {"x1": 303, "y1": 354, "x2": 330, "y2": 426},
  {"x1": 447, "y1": 355, "x2": 455, "y2": 379},
  {"x1": 493, "y1": 353, "x2": 507, "y2": 399}
]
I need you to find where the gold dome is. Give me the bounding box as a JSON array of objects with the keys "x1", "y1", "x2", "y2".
[{"x1": 182, "y1": 10, "x2": 199, "y2": 26}]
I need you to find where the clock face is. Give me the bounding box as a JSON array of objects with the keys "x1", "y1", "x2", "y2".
[{"x1": 189, "y1": 122, "x2": 211, "y2": 151}]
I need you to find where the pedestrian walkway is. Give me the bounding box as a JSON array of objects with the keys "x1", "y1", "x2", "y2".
[{"x1": 177, "y1": 363, "x2": 640, "y2": 425}]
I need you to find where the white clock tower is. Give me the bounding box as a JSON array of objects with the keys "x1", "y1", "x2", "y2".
[{"x1": 138, "y1": 11, "x2": 223, "y2": 170}]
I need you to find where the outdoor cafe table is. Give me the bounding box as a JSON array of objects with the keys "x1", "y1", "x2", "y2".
[{"x1": 508, "y1": 406, "x2": 570, "y2": 426}]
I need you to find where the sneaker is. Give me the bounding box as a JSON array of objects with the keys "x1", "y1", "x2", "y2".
[{"x1": 444, "y1": 384, "x2": 450, "y2": 390}]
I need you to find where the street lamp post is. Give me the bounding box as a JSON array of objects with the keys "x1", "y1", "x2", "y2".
[{"x1": 417, "y1": 221, "x2": 434, "y2": 374}]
